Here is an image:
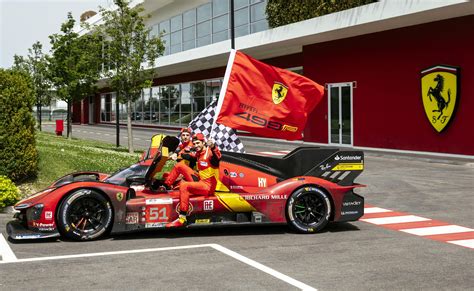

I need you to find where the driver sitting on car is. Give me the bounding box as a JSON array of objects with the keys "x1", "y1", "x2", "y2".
[
  {"x1": 161, "y1": 128, "x2": 196, "y2": 189},
  {"x1": 166, "y1": 133, "x2": 221, "y2": 227}
]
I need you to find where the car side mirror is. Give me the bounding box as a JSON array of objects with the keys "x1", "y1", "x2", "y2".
[{"x1": 126, "y1": 175, "x2": 146, "y2": 186}]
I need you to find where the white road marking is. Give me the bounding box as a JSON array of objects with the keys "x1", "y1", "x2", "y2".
[
  {"x1": 212, "y1": 244, "x2": 317, "y2": 291},
  {"x1": 0, "y1": 234, "x2": 17, "y2": 262},
  {"x1": 400, "y1": 225, "x2": 474, "y2": 236},
  {"x1": 361, "y1": 215, "x2": 430, "y2": 225},
  {"x1": 447, "y1": 239, "x2": 474, "y2": 249},
  {"x1": 0, "y1": 243, "x2": 317, "y2": 290},
  {"x1": 363, "y1": 207, "x2": 392, "y2": 214}
]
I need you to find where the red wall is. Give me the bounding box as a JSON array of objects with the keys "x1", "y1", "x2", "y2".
[{"x1": 303, "y1": 15, "x2": 474, "y2": 155}]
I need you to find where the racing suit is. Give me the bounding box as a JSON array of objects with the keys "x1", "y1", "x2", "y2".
[
  {"x1": 177, "y1": 145, "x2": 221, "y2": 213},
  {"x1": 164, "y1": 140, "x2": 195, "y2": 186}
]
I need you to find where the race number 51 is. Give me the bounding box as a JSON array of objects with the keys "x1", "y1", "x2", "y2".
[{"x1": 146, "y1": 205, "x2": 171, "y2": 222}]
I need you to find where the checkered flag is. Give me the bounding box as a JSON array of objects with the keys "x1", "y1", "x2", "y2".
[{"x1": 189, "y1": 100, "x2": 245, "y2": 153}]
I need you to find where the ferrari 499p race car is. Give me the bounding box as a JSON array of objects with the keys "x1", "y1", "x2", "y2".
[{"x1": 7, "y1": 134, "x2": 365, "y2": 241}]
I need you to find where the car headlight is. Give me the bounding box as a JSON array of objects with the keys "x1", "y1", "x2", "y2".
[
  {"x1": 15, "y1": 203, "x2": 32, "y2": 210},
  {"x1": 26, "y1": 203, "x2": 44, "y2": 221}
]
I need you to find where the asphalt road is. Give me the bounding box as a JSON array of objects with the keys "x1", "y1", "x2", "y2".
[{"x1": 1, "y1": 124, "x2": 473, "y2": 290}]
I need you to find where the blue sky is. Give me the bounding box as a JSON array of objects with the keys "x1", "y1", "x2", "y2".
[{"x1": 0, "y1": 0, "x2": 112, "y2": 68}]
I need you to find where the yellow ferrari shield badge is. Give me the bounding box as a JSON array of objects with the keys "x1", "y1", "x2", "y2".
[
  {"x1": 272, "y1": 82, "x2": 288, "y2": 104},
  {"x1": 421, "y1": 65, "x2": 459, "y2": 132}
]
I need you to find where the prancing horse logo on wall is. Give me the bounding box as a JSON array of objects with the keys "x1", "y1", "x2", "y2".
[{"x1": 421, "y1": 65, "x2": 459, "y2": 133}]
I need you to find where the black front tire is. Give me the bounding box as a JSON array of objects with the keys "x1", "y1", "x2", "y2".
[
  {"x1": 286, "y1": 187, "x2": 331, "y2": 233},
  {"x1": 57, "y1": 189, "x2": 113, "y2": 241}
]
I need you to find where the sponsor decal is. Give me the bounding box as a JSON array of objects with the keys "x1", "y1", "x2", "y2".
[
  {"x1": 175, "y1": 202, "x2": 193, "y2": 215},
  {"x1": 32, "y1": 222, "x2": 55, "y2": 231},
  {"x1": 16, "y1": 234, "x2": 42, "y2": 239},
  {"x1": 272, "y1": 82, "x2": 288, "y2": 104},
  {"x1": 235, "y1": 111, "x2": 297, "y2": 132},
  {"x1": 421, "y1": 65, "x2": 459, "y2": 132},
  {"x1": 341, "y1": 211, "x2": 360, "y2": 216},
  {"x1": 195, "y1": 218, "x2": 211, "y2": 224},
  {"x1": 203, "y1": 200, "x2": 214, "y2": 211},
  {"x1": 319, "y1": 163, "x2": 331, "y2": 171},
  {"x1": 332, "y1": 163, "x2": 364, "y2": 171},
  {"x1": 334, "y1": 155, "x2": 362, "y2": 161},
  {"x1": 146, "y1": 198, "x2": 173, "y2": 205},
  {"x1": 229, "y1": 172, "x2": 238, "y2": 178},
  {"x1": 145, "y1": 223, "x2": 166, "y2": 228},
  {"x1": 239, "y1": 173, "x2": 244, "y2": 178},
  {"x1": 116, "y1": 192, "x2": 124, "y2": 202},
  {"x1": 230, "y1": 185, "x2": 244, "y2": 190},
  {"x1": 242, "y1": 194, "x2": 287, "y2": 201},
  {"x1": 343, "y1": 201, "x2": 362, "y2": 207},
  {"x1": 258, "y1": 177, "x2": 267, "y2": 188},
  {"x1": 125, "y1": 212, "x2": 139, "y2": 224},
  {"x1": 45, "y1": 211, "x2": 53, "y2": 220},
  {"x1": 199, "y1": 161, "x2": 208, "y2": 167}
]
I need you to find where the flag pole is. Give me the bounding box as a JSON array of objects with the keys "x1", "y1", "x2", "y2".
[{"x1": 230, "y1": 0, "x2": 235, "y2": 49}]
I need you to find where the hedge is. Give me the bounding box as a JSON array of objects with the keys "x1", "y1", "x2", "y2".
[{"x1": 0, "y1": 69, "x2": 38, "y2": 181}]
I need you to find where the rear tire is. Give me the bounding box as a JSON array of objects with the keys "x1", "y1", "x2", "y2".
[
  {"x1": 57, "y1": 189, "x2": 113, "y2": 241},
  {"x1": 286, "y1": 187, "x2": 331, "y2": 233}
]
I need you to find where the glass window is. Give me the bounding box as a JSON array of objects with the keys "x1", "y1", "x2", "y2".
[
  {"x1": 234, "y1": 7, "x2": 248, "y2": 27},
  {"x1": 159, "y1": 20, "x2": 170, "y2": 34},
  {"x1": 171, "y1": 31, "x2": 182, "y2": 45},
  {"x1": 250, "y1": 2, "x2": 266, "y2": 22},
  {"x1": 234, "y1": 0, "x2": 248, "y2": 10},
  {"x1": 197, "y1": 35, "x2": 211, "y2": 47},
  {"x1": 162, "y1": 34, "x2": 170, "y2": 55},
  {"x1": 197, "y1": 3, "x2": 211, "y2": 22},
  {"x1": 183, "y1": 9, "x2": 196, "y2": 27},
  {"x1": 171, "y1": 15, "x2": 182, "y2": 32},
  {"x1": 235, "y1": 25, "x2": 249, "y2": 37},
  {"x1": 250, "y1": 19, "x2": 268, "y2": 33},
  {"x1": 213, "y1": 14, "x2": 228, "y2": 33},
  {"x1": 213, "y1": 30, "x2": 228, "y2": 43},
  {"x1": 183, "y1": 26, "x2": 195, "y2": 41},
  {"x1": 171, "y1": 44, "x2": 182, "y2": 54},
  {"x1": 197, "y1": 20, "x2": 211, "y2": 37},
  {"x1": 213, "y1": 0, "x2": 229, "y2": 16},
  {"x1": 250, "y1": 0, "x2": 264, "y2": 4},
  {"x1": 183, "y1": 40, "x2": 196, "y2": 50}
]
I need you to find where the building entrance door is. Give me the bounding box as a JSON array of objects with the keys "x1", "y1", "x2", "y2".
[{"x1": 328, "y1": 82, "x2": 353, "y2": 146}]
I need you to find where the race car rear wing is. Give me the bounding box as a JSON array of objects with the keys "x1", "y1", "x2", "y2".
[{"x1": 222, "y1": 147, "x2": 364, "y2": 186}]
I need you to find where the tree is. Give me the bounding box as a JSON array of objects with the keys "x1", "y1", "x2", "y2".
[
  {"x1": 12, "y1": 42, "x2": 52, "y2": 131},
  {"x1": 48, "y1": 13, "x2": 102, "y2": 138},
  {"x1": 266, "y1": 0, "x2": 377, "y2": 28},
  {"x1": 96, "y1": 0, "x2": 164, "y2": 153}
]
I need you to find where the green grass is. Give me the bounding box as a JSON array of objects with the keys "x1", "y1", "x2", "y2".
[{"x1": 22, "y1": 131, "x2": 142, "y2": 193}]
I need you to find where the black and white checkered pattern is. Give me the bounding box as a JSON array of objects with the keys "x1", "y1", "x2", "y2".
[{"x1": 189, "y1": 100, "x2": 245, "y2": 153}]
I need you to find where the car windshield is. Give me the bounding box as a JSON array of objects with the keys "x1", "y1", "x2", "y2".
[{"x1": 105, "y1": 164, "x2": 148, "y2": 186}]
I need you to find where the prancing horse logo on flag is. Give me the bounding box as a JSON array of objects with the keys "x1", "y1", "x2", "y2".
[
  {"x1": 421, "y1": 65, "x2": 459, "y2": 133},
  {"x1": 272, "y1": 82, "x2": 288, "y2": 104}
]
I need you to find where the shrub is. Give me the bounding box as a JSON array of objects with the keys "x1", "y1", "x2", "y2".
[
  {"x1": 0, "y1": 69, "x2": 38, "y2": 181},
  {"x1": 266, "y1": 0, "x2": 378, "y2": 28},
  {"x1": 0, "y1": 175, "x2": 20, "y2": 208}
]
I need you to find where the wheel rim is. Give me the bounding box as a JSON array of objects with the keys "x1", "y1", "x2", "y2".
[
  {"x1": 67, "y1": 197, "x2": 108, "y2": 234},
  {"x1": 293, "y1": 193, "x2": 326, "y2": 226}
]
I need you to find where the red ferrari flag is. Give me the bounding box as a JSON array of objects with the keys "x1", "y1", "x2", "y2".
[{"x1": 215, "y1": 50, "x2": 324, "y2": 140}]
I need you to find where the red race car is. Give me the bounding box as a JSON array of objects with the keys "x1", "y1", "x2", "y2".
[{"x1": 7, "y1": 134, "x2": 365, "y2": 241}]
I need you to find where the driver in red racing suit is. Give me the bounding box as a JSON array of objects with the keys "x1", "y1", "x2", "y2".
[
  {"x1": 163, "y1": 128, "x2": 196, "y2": 187},
  {"x1": 166, "y1": 133, "x2": 221, "y2": 227}
]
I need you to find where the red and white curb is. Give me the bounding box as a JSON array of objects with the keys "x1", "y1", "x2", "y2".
[{"x1": 362, "y1": 205, "x2": 474, "y2": 249}]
